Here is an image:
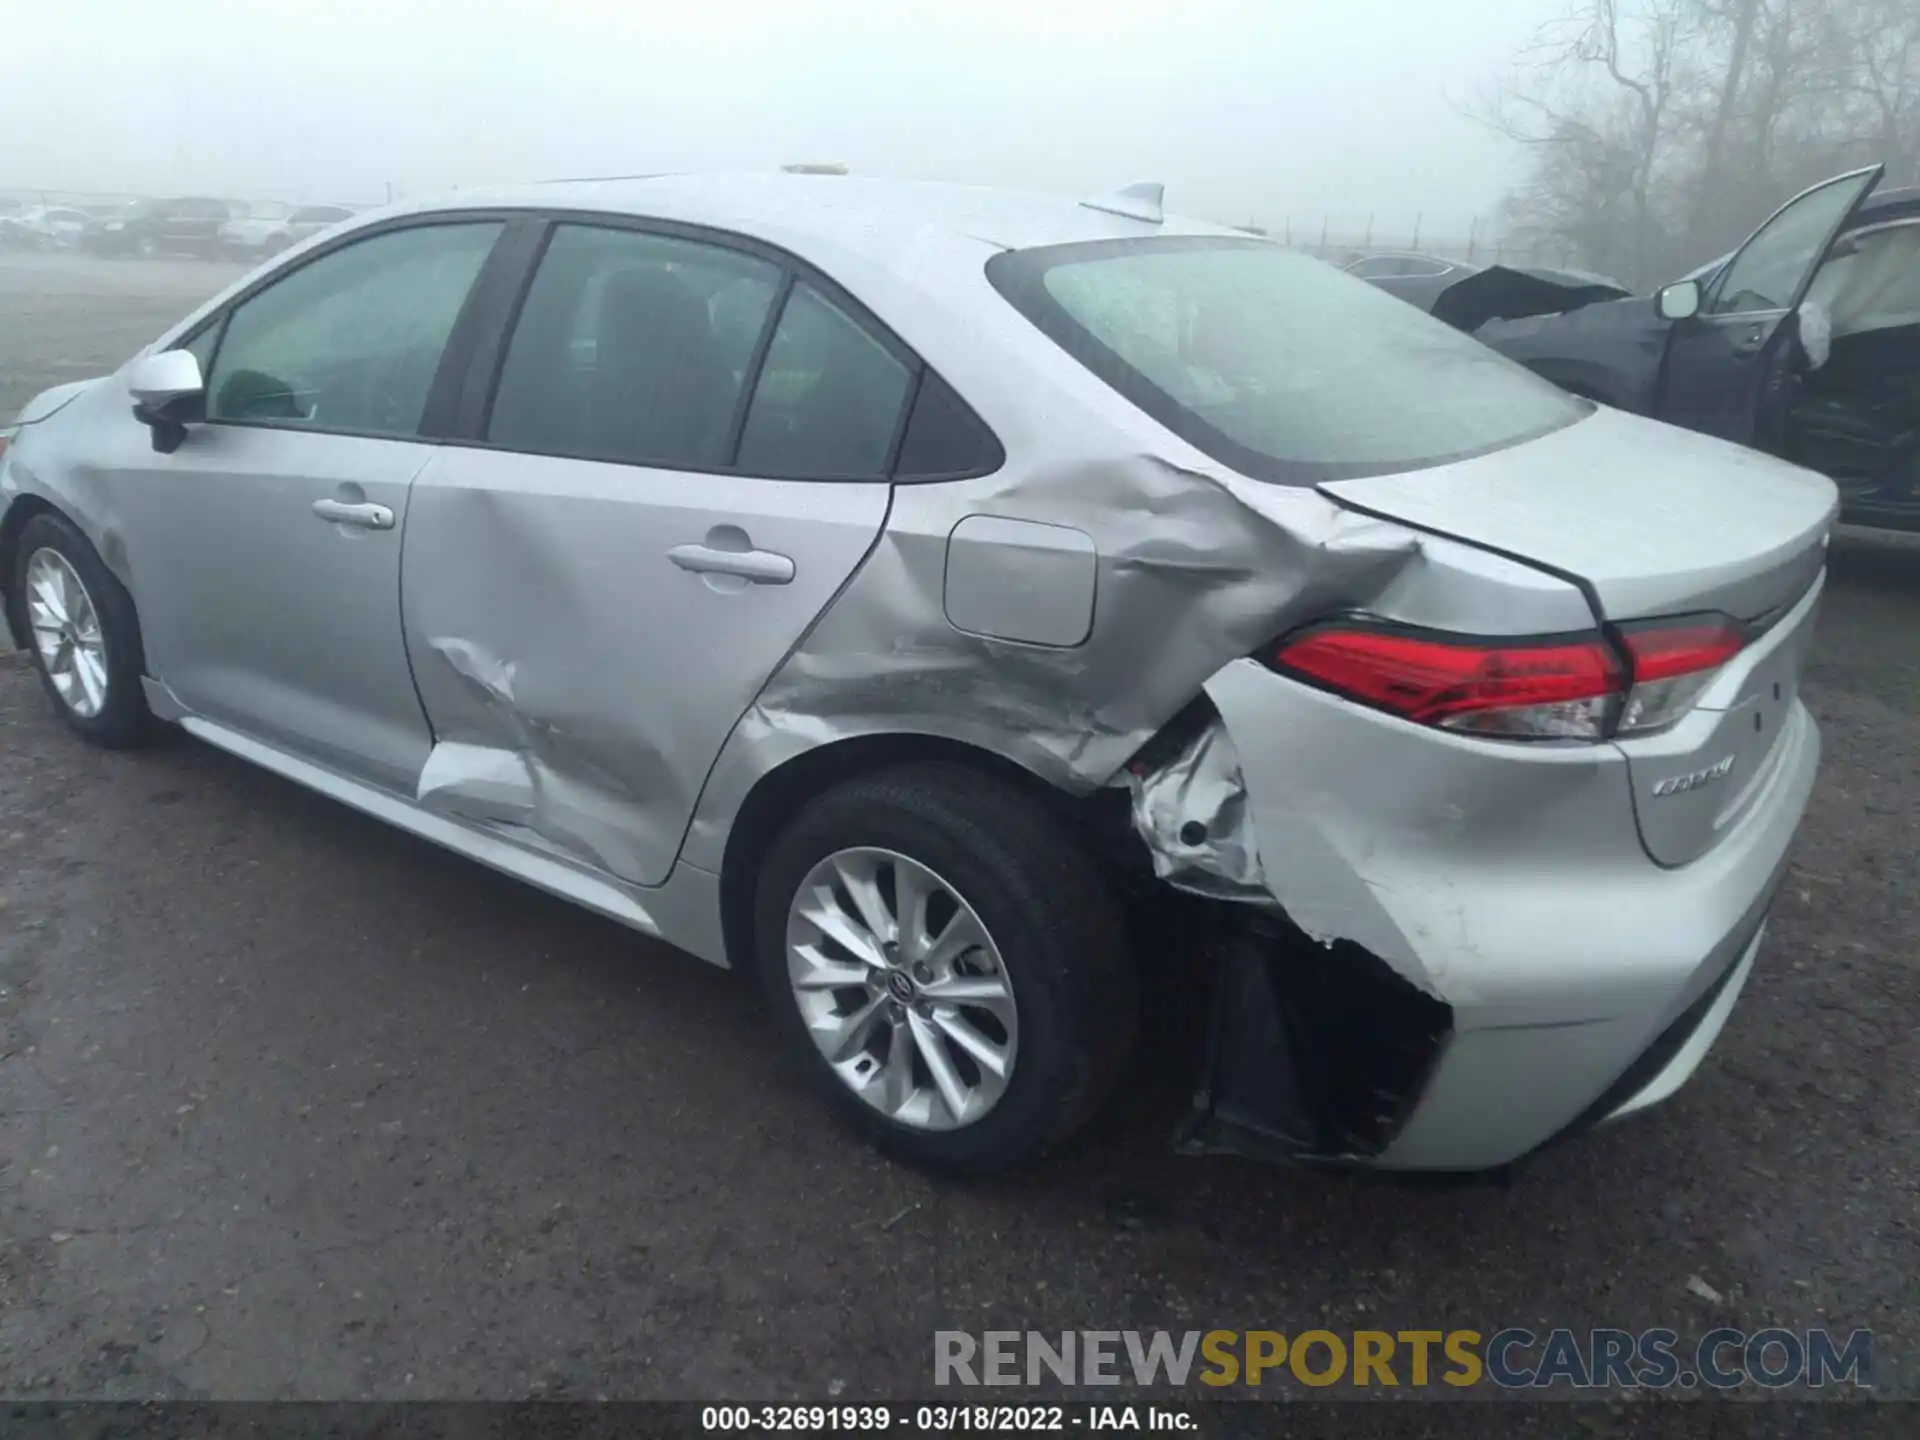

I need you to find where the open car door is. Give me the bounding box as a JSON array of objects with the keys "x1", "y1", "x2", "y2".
[{"x1": 1657, "y1": 165, "x2": 1884, "y2": 446}]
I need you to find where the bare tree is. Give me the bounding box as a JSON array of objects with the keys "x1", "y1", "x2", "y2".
[
  {"x1": 1479, "y1": 0, "x2": 1915, "y2": 287},
  {"x1": 1843, "y1": 0, "x2": 1920, "y2": 178},
  {"x1": 1689, "y1": 0, "x2": 1764, "y2": 245},
  {"x1": 1475, "y1": 0, "x2": 1699, "y2": 285}
]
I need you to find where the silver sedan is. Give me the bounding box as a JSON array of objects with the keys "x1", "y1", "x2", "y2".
[{"x1": 0, "y1": 174, "x2": 1834, "y2": 1174}]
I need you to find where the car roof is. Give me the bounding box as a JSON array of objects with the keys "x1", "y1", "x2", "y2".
[
  {"x1": 150, "y1": 174, "x2": 1255, "y2": 376},
  {"x1": 376, "y1": 172, "x2": 1238, "y2": 262}
]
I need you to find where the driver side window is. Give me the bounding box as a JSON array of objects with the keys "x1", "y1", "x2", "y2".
[
  {"x1": 1707, "y1": 174, "x2": 1871, "y2": 318},
  {"x1": 205, "y1": 221, "x2": 502, "y2": 436}
]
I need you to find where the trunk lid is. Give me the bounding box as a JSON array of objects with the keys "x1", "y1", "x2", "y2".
[
  {"x1": 1320, "y1": 405, "x2": 1834, "y2": 868},
  {"x1": 1318, "y1": 405, "x2": 1837, "y2": 624}
]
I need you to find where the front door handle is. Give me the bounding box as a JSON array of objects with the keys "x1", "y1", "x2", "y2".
[
  {"x1": 312, "y1": 498, "x2": 395, "y2": 530},
  {"x1": 668, "y1": 543, "x2": 795, "y2": 585}
]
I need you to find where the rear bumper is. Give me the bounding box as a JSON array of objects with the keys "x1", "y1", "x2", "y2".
[{"x1": 1187, "y1": 658, "x2": 1820, "y2": 1172}]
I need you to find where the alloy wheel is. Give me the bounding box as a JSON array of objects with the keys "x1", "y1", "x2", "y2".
[
  {"x1": 785, "y1": 847, "x2": 1019, "y2": 1131},
  {"x1": 24, "y1": 548, "x2": 109, "y2": 719}
]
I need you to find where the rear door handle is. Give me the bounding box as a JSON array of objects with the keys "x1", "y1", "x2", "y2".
[
  {"x1": 668, "y1": 543, "x2": 795, "y2": 585},
  {"x1": 312, "y1": 498, "x2": 395, "y2": 530}
]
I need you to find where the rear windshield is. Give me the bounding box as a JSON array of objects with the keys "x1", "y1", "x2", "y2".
[{"x1": 986, "y1": 236, "x2": 1589, "y2": 485}]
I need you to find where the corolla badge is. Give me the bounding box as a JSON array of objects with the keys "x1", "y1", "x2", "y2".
[{"x1": 1651, "y1": 754, "x2": 1736, "y2": 798}]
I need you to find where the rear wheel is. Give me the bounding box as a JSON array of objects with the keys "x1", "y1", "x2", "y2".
[
  {"x1": 12, "y1": 513, "x2": 153, "y2": 747},
  {"x1": 753, "y1": 765, "x2": 1138, "y2": 1173}
]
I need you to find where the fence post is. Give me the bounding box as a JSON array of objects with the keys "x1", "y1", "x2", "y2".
[
  {"x1": 1318, "y1": 215, "x2": 1328, "y2": 256},
  {"x1": 1466, "y1": 216, "x2": 1478, "y2": 263},
  {"x1": 1284, "y1": 215, "x2": 1292, "y2": 247},
  {"x1": 1411, "y1": 212, "x2": 1421, "y2": 250},
  {"x1": 1363, "y1": 212, "x2": 1374, "y2": 249}
]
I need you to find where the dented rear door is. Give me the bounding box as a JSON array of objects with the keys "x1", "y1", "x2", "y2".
[
  {"x1": 396, "y1": 226, "x2": 917, "y2": 887},
  {"x1": 401, "y1": 449, "x2": 890, "y2": 886}
]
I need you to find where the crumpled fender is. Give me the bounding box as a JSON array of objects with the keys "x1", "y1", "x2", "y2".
[{"x1": 1430, "y1": 265, "x2": 1633, "y2": 332}]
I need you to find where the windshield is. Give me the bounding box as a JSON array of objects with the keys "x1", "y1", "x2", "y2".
[{"x1": 986, "y1": 236, "x2": 1589, "y2": 484}]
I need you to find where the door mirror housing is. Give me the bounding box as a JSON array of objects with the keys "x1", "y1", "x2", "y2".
[
  {"x1": 127, "y1": 348, "x2": 207, "y2": 453},
  {"x1": 1657, "y1": 279, "x2": 1702, "y2": 322}
]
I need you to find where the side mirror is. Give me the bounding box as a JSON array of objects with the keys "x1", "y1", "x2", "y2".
[
  {"x1": 1656, "y1": 279, "x2": 1702, "y2": 322},
  {"x1": 127, "y1": 349, "x2": 206, "y2": 454}
]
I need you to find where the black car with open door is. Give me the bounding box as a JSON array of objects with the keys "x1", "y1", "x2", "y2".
[{"x1": 1426, "y1": 165, "x2": 1920, "y2": 533}]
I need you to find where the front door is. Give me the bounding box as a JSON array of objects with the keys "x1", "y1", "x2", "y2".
[
  {"x1": 1658, "y1": 165, "x2": 1883, "y2": 447},
  {"x1": 399, "y1": 220, "x2": 916, "y2": 885},
  {"x1": 110, "y1": 219, "x2": 506, "y2": 791}
]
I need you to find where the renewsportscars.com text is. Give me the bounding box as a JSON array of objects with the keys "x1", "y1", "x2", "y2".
[{"x1": 934, "y1": 1328, "x2": 1872, "y2": 1390}]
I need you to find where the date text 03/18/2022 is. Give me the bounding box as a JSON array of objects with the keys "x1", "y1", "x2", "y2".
[{"x1": 700, "y1": 1405, "x2": 1195, "y2": 1431}]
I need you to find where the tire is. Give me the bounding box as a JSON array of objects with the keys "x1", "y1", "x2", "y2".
[
  {"x1": 753, "y1": 764, "x2": 1138, "y2": 1173},
  {"x1": 11, "y1": 512, "x2": 153, "y2": 747}
]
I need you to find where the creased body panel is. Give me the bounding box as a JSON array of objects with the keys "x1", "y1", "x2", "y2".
[
  {"x1": 681, "y1": 453, "x2": 1422, "y2": 874},
  {"x1": 400, "y1": 446, "x2": 890, "y2": 886}
]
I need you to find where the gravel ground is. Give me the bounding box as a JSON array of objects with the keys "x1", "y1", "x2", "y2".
[{"x1": 0, "y1": 252, "x2": 1914, "y2": 1406}]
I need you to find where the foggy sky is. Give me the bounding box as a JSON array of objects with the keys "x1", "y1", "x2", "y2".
[{"x1": 0, "y1": 0, "x2": 1547, "y2": 237}]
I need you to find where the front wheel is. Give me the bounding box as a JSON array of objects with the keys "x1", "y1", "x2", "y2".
[
  {"x1": 12, "y1": 512, "x2": 153, "y2": 747},
  {"x1": 754, "y1": 764, "x2": 1137, "y2": 1173}
]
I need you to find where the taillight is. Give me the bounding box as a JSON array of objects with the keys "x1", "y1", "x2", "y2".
[
  {"x1": 0, "y1": 425, "x2": 15, "y2": 465},
  {"x1": 1266, "y1": 613, "x2": 1744, "y2": 742},
  {"x1": 1614, "y1": 615, "x2": 1745, "y2": 734}
]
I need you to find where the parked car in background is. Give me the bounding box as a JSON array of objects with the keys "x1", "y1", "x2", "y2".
[
  {"x1": 0, "y1": 206, "x2": 95, "y2": 251},
  {"x1": 218, "y1": 201, "x2": 294, "y2": 260},
  {"x1": 0, "y1": 175, "x2": 1831, "y2": 1176},
  {"x1": 1341, "y1": 251, "x2": 1477, "y2": 309},
  {"x1": 1429, "y1": 164, "x2": 1920, "y2": 533},
  {"x1": 87, "y1": 198, "x2": 235, "y2": 258},
  {"x1": 223, "y1": 204, "x2": 356, "y2": 260}
]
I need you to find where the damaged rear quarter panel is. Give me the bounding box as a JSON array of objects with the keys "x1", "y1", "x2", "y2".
[
  {"x1": 682, "y1": 451, "x2": 1424, "y2": 872},
  {"x1": 676, "y1": 256, "x2": 1436, "y2": 884}
]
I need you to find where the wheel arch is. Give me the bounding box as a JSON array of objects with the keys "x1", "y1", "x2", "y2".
[
  {"x1": 1, "y1": 496, "x2": 149, "y2": 675},
  {"x1": 0, "y1": 493, "x2": 65, "y2": 648},
  {"x1": 716, "y1": 731, "x2": 1083, "y2": 972}
]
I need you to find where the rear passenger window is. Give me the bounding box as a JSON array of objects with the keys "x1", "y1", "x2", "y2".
[
  {"x1": 487, "y1": 225, "x2": 781, "y2": 469},
  {"x1": 894, "y1": 370, "x2": 1005, "y2": 479},
  {"x1": 735, "y1": 283, "x2": 913, "y2": 478}
]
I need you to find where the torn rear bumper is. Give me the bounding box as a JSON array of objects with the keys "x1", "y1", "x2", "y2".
[
  {"x1": 1179, "y1": 892, "x2": 1776, "y2": 1173},
  {"x1": 1130, "y1": 657, "x2": 1819, "y2": 1173},
  {"x1": 1178, "y1": 920, "x2": 1451, "y2": 1164}
]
